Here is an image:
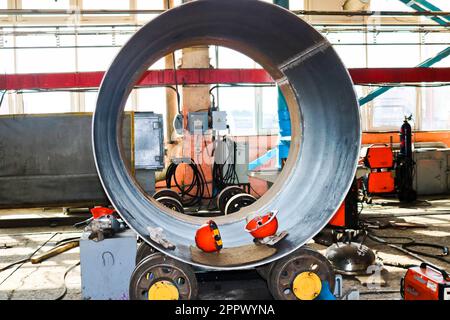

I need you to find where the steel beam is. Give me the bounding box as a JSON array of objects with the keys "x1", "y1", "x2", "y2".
[
  {"x1": 359, "y1": 47, "x2": 450, "y2": 106},
  {"x1": 2, "y1": 68, "x2": 450, "y2": 91}
]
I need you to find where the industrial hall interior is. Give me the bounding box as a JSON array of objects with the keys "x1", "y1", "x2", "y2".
[{"x1": 1, "y1": 0, "x2": 450, "y2": 302}]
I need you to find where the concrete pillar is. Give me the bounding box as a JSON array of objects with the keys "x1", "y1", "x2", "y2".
[
  {"x1": 164, "y1": 0, "x2": 178, "y2": 144},
  {"x1": 180, "y1": 0, "x2": 211, "y2": 113},
  {"x1": 180, "y1": 46, "x2": 211, "y2": 114}
]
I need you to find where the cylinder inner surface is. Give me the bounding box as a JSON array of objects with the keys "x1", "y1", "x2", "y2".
[{"x1": 93, "y1": 0, "x2": 361, "y2": 270}]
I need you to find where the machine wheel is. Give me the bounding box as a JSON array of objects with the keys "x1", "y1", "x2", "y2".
[
  {"x1": 153, "y1": 189, "x2": 183, "y2": 203},
  {"x1": 224, "y1": 193, "x2": 256, "y2": 215},
  {"x1": 129, "y1": 253, "x2": 198, "y2": 300},
  {"x1": 267, "y1": 247, "x2": 335, "y2": 300},
  {"x1": 256, "y1": 263, "x2": 273, "y2": 280},
  {"x1": 156, "y1": 196, "x2": 184, "y2": 213},
  {"x1": 216, "y1": 186, "x2": 245, "y2": 214},
  {"x1": 136, "y1": 242, "x2": 158, "y2": 264}
]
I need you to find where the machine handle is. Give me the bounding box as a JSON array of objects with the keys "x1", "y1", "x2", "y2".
[
  {"x1": 420, "y1": 262, "x2": 450, "y2": 280},
  {"x1": 245, "y1": 210, "x2": 278, "y2": 233}
]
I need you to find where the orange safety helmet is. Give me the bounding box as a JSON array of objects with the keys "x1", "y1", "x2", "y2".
[
  {"x1": 245, "y1": 210, "x2": 279, "y2": 239},
  {"x1": 195, "y1": 220, "x2": 223, "y2": 253}
]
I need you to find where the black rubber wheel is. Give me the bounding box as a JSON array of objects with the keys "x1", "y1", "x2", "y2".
[
  {"x1": 153, "y1": 189, "x2": 183, "y2": 203},
  {"x1": 267, "y1": 247, "x2": 335, "y2": 300},
  {"x1": 216, "y1": 186, "x2": 245, "y2": 214},
  {"x1": 129, "y1": 253, "x2": 198, "y2": 300},
  {"x1": 224, "y1": 193, "x2": 256, "y2": 215},
  {"x1": 156, "y1": 196, "x2": 184, "y2": 213},
  {"x1": 136, "y1": 242, "x2": 158, "y2": 265}
]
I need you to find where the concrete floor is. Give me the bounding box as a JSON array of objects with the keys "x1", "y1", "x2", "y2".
[{"x1": 0, "y1": 196, "x2": 449, "y2": 300}]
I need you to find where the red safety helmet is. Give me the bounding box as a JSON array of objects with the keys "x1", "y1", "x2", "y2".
[
  {"x1": 245, "y1": 210, "x2": 279, "y2": 239},
  {"x1": 90, "y1": 206, "x2": 115, "y2": 219},
  {"x1": 195, "y1": 220, "x2": 223, "y2": 253}
]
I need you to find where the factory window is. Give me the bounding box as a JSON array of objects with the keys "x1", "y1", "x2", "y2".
[
  {"x1": 326, "y1": 32, "x2": 367, "y2": 68},
  {"x1": 136, "y1": 87, "x2": 167, "y2": 123},
  {"x1": 16, "y1": 48, "x2": 76, "y2": 73},
  {"x1": 259, "y1": 86, "x2": 279, "y2": 134},
  {"x1": 216, "y1": 47, "x2": 259, "y2": 69},
  {"x1": 371, "y1": 87, "x2": 418, "y2": 130},
  {"x1": 17, "y1": 0, "x2": 73, "y2": 23},
  {"x1": 81, "y1": 0, "x2": 130, "y2": 10},
  {"x1": 149, "y1": 57, "x2": 166, "y2": 70},
  {"x1": 371, "y1": 0, "x2": 414, "y2": 11},
  {"x1": 421, "y1": 33, "x2": 450, "y2": 68},
  {"x1": 290, "y1": 0, "x2": 304, "y2": 10},
  {"x1": 0, "y1": 0, "x2": 6, "y2": 11},
  {"x1": 136, "y1": 0, "x2": 164, "y2": 23},
  {"x1": 218, "y1": 87, "x2": 257, "y2": 136},
  {"x1": 367, "y1": 32, "x2": 421, "y2": 68},
  {"x1": 22, "y1": 92, "x2": 72, "y2": 114},
  {"x1": 211, "y1": 46, "x2": 278, "y2": 136},
  {"x1": 21, "y1": 0, "x2": 71, "y2": 10},
  {"x1": 83, "y1": 91, "x2": 98, "y2": 112},
  {"x1": 84, "y1": 90, "x2": 136, "y2": 112},
  {"x1": 421, "y1": 87, "x2": 450, "y2": 131},
  {"x1": 0, "y1": 40, "x2": 15, "y2": 73},
  {"x1": 432, "y1": 0, "x2": 450, "y2": 10},
  {"x1": 77, "y1": 47, "x2": 119, "y2": 72},
  {"x1": 80, "y1": 0, "x2": 133, "y2": 21},
  {"x1": 0, "y1": 0, "x2": 10, "y2": 22}
]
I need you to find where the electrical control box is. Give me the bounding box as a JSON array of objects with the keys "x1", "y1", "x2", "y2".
[
  {"x1": 188, "y1": 112, "x2": 209, "y2": 134},
  {"x1": 413, "y1": 148, "x2": 450, "y2": 195},
  {"x1": 134, "y1": 112, "x2": 164, "y2": 170},
  {"x1": 212, "y1": 111, "x2": 228, "y2": 131},
  {"x1": 235, "y1": 142, "x2": 249, "y2": 184}
]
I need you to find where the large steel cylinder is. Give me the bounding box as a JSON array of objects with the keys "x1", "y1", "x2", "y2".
[{"x1": 93, "y1": 0, "x2": 361, "y2": 270}]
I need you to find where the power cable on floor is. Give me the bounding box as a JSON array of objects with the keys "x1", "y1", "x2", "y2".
[
  {"x1": 367, "y1": 231, "x2": 450, "y2": 266},
  {"x1": 0, "y1": 232, "x2": 59, "y2": 287},
  {"x1": 54, "y1": 261, "x2": 80, "y2": 300}
]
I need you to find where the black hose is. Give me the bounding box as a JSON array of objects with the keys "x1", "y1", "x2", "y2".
[{"x1": 165, "y1": 159, "x2": 213, "y2": 206}]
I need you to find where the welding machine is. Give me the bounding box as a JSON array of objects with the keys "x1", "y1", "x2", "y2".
[{"x1": 401, "y1": 263, "x2": 450, "y2": 300}]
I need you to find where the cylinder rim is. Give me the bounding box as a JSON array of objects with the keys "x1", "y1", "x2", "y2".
[{"x1": 93, "y1": 0, "x2": 361, "y2": 270}]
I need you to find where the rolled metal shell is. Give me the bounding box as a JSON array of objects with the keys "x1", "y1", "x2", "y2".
[{"x1": 93, "y1": 0, "x2": 361, "y2": 270}]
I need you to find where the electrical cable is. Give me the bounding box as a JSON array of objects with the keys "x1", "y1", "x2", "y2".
[
  {"x1": 402, "y1": 242, "x2": 449, "y2": 259},
  {"x1": 171, "y1": 52, "x2": 182, "y2": 114},
  {"x1": 367, "y1": 231, "x2": 450, "y2": 266},
  {"x1": 54, "y1": 261, "x2": 80, "y2": 301},
  {"x1": 0, "y1": 90, "x2": 6, "y2": 109},
  {"x1": 165, "y1": 159, "x2": 213, "y2": 207},
  {"x1": 250, "y1": 185, "x2": 262, "y2": 198},
  {"x1": 0, "y1": 232, "x2": 59, "y2": 286},
  {"x1": 0, "y1": 235, "x2": 79, "y2": 273}
]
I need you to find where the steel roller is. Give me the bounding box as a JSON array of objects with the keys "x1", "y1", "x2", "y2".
[{"x1": 92, "y1": 0, "x2": 361, "y2": 270}]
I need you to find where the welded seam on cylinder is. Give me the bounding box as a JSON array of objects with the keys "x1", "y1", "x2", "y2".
[
  {"x1": 275, "y1": 77, "x2": 289, "y2": 86},
  {"x1": 278, "y1": 39, "x2": 331, "y2": 72}
]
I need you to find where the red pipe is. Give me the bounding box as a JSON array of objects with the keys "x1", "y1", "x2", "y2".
[{"x1": 1, "y1": 68, "x2": 449, "y2": 90}]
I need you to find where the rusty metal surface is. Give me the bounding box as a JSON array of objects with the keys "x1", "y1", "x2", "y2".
[{"x1": 93, "y1": 0, "x2": 361, "y2": 270}]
